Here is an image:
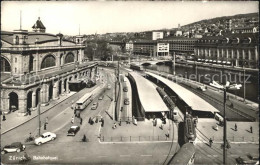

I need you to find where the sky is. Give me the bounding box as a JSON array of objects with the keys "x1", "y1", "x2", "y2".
[{"x1": 1, "y1": 1, "x2": 258, "y2": 35}]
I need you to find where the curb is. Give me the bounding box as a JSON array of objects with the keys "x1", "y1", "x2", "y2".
[{"x1": 1, "y1": 93, "x2": 76, "y2": 135}]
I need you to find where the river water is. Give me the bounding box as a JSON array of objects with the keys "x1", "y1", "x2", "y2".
[{"x1": 143, "y1": 64, "x2": 258, "y2": 103}]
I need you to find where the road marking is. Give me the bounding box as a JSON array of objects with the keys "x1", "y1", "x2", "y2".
[
  {"x1": 141, "y1": 155, "x2": 152, "y2": 157},
  {"x1": 120, "y1": 155, "x2": 131, "y2": 157}
]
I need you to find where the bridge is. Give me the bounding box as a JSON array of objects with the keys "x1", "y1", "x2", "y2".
[{"x1": 128, "y1": 71, "x2": 169, "y2": 120}]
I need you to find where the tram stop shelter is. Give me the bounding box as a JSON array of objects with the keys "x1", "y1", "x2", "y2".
[
  {"x1": 128, "y1": 72, "x2": 169, "y2": 121},
  {"x1": 146, "y1": 72, "x2": 219, "y2": 118}
]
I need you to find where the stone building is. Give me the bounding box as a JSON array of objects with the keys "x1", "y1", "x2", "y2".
[
  {"x1": 1, "y1": 17, "x2": 97, "y2": 115},
  {"x1": 194, "y1": 33, "x2": 259, "y2": 68}
]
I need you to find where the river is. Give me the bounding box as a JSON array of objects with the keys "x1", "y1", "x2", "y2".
[{"x1": 143, "y1": 63, "x2": 258, "y2": 103}]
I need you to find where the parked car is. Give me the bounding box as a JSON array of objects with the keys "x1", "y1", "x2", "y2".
[
  {"x1": 98, "y1": 96, "x2": 104, "y2": 100},
  {"x1": 123, "y1": 87, "x2": 128, "y2": 92},
  {"x1": 91, "y1": 102, "x2": 98, "y2": 110},
  {"x1": 124, "y1": 98, "x2": 130, "y2": 105},
  {"x1": 67, "y1": 126, "x2": 80, "y2": 136},
  {"x1": 34, "y1": 132, "x2": 56, "y2": 146},
  {"x1": 1, "y1": 142, "x2": 25, "y2": 154}
]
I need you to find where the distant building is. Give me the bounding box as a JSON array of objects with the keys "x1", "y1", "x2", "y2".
[
  {"x1": 157, "y1": 42, "x2": 169, "y2": 56},
  {"x1": 194, "y1": 33, "x2": 259, "y2": 68},
  {"x1": 126, "y1": 40, "x2": 133, "y2": 52},
  {"x1": 152, "y1": 32, "x2": 164, "y2": 40},
  {"x1": 133, "y1": 40, "x2": 157, "y2": 57},
  {"x1": 232, "y1": 26, "x2": 259, "y2": 34},
  {"x1": 225, "y1": 19, "x2": 232, "y2": 31}
]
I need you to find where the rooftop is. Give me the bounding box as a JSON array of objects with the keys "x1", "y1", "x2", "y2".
[{"x1": 128, "y1": 72, "x2": 169, "y2": 112}]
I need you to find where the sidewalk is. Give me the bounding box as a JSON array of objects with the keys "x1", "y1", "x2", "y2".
[
  {"x1": 1, "y1": 92, "x2": 76, "y2": 134},
  {"x1": 196, "y1": 119, "x2": 259, "y2": 143},
  {"x1": 100, "y1": 106, "x2": 178, "y2": 142}
]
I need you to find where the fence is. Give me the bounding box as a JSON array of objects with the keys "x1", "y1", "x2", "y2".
[
  {"x1": 100, "y1": 135, "x2": 172, "y2": 142},
  {"x1": 211, "y1": 136, "x2": 259, "y2": 143}
]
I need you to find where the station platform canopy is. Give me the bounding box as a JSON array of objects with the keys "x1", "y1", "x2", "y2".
[
  {"x1": 146, "y1": 72, "x2": 219, "y2": 114},
  {"x1": 128, "y1": 72, "x2": 169, "y2": 112}
]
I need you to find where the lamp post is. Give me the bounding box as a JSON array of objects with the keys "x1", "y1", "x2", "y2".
[{"x1": 210, "y1": 81, "x2": 242, "y2": 164}]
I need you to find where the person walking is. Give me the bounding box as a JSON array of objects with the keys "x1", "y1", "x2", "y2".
[
  {"x1": 44, "y1": 123, "x2": 47, "y2": 130},
  {"x1": 80, "y1": 117, "x2": 83, "y2": 125},
  {"x1": 119, "y1": 119, "x2": 122, "y2": 126},
  {"x1": 71, "y1": 116, "x2": 74, "y2": 124},
  {"x1": 2, "y1": 114, "x2": 6, "y2": 121},
  {"x1": 250, "y1": 126, "x2": 253, "y2": 133},
  {"x1": 235, "y1": 123, "x2": 237, "y2": 131},
  {"x1": 28, "y1": 109, "x2": 31, "y2": 116},
  {"x1": 209, "y1": 138, "x2": 213, "y2": 147},
  {"x1": 82, "y1": 134, "x2": 87, "y2": 142},
  {"x1": 101, "y1": 118, "x2": 104, "y2": 127}
]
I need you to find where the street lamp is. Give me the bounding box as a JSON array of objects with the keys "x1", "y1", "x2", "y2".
[{"x1": 209, "y1": 81, "x2": 242, "y2": 164}]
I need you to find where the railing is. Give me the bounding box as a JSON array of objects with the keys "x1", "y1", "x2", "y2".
[{"x1": 100, "y1": 135, "x2": 172, "y2": 142}]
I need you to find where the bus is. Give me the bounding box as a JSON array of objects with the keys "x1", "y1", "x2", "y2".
[
  {"x1": 130, "y1": 63, "x2": 144, "y2": 71},
  {"x1": 171, "y1": 143, "x2": 196, "y2": 165},
  {"x1": 75, "y1": 93, "x2": 93, "y2": 111}
]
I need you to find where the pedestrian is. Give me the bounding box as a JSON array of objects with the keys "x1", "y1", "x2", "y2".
[
  {"x1": 80, "y1": 117, "x2": 83, "y2": 125},
  {"x1": 155, "y1": 118, "x2": 157, "y2": 126},
  {"x1": 44, "y1": 123, "x2": 47, "y2": 130},
  {"x1": 78, "y1": 112, "x2": 81, "y2": 118},
  {"x1": 71, "y1": 116, "x2": 74, "y2": 124},
  {"x1": 119, "y1": 119, "x2": 122, "y2": 126},
  {"x1": 166, "y1": 129, "x2": 170, "y2": 138},
  {"x1": 250, "y1": 126, "x2": 253, "y2": 133},
  {"x1": 209, "y1": 138, "x2": 213, "y2": 147},
  {"x1": 45, "y1": 117, "x2": 48, "y2": 124},
  {"x1": 82, "y1": 134, "x2": 87, "y2": 142},
  {"x1": 153, "y1": 115, "x2": 156, "y2": 120},
  {"x1": 28, "y1": 109, "x2": 31, "y2": 116},
  {"x1": 160, "y1": 123, "x2": 164, "y2": 130},
  {"x1": 113, "y1": 123, "x2": 117, "y2": 129},
  {"x1": 2, "y1": 114, "x2": 6, "y2": 121},
  {"x1": 235, "y1": 123, "x2": 237, "y2": 131},
  {"x1": 101, "y1": 119, "x2": 104, "y2": 127},
  {"x1": 88, "y1": 117, "x2": 91, "y2": 124}
]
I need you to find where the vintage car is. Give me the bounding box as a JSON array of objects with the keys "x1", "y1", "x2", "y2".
[
  {"x1": 1, "y1": 142, "x2": 26, "y2": 154},
  {"x1": 67, "y1": 126, "x2": 80, "y2": 136}
]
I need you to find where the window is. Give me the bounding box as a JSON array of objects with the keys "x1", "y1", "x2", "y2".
[
  {"x1": 65, "y1": 53, "x2": 74, "y2": 64},
  {"x1": 1, "y1": 57, "x2": 11, "y2": 72},
  {"x1": 15, "y1": 36, "x2": 19, "y2": 45},
  {"x1": 41, "y1": 55, "x2": 56, "y2": 69}
]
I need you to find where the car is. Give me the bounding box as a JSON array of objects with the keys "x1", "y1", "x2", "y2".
[
  {"x1": 197, "y1": 85, "x2": 206, "y2": 92},
  {"x1": 124, "y1": 98, "x2": 130, "y2": 105},
  {"x1": 236, "y1": 156, "x2": 258, "y2": 165},
  {"x1": 34, "y1": 132, "x2": 56, "y2": 146},
  {"x1": 98, "y1": 96, "x2": 104, "y2": 100},
  {"x1": 1, "y1": 142, "x2": 25, "y2": 154},
  {"x1": 123, "y1": 87, "x2": 128, "y2": 92},
  {"x1": 91, "y1": 102, "x2": 98, "y2": 110},
  {"x1": 67, "y1": 126, "x2": 80, "y2": 136}
]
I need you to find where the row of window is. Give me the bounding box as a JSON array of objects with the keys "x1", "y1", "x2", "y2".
[{"x1": 41, "y1": 53, "x2": 75, "y2": 69}]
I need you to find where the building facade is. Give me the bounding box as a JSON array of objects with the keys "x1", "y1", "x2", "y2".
[
  {"x1": 194, "y1": 33, "x2": 259, "y2": 68},
  {"x1": 1, "y1": 18, "x2": 97, "y2": 115}
]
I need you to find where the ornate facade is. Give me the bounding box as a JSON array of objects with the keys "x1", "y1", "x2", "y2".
[{"x1": 1, "y1": 18, "x2": 97, "y2": 114}]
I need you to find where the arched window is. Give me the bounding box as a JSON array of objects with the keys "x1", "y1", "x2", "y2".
[
  {"x1": 65, "y1": 53, "x2": 74, "y2": 64},
  {"x1": 41, "y1": 55, "x2": 56, "y2": 69},
  {"x1": 1, "y1": 57, "x2": 11, "y2": 72}
]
